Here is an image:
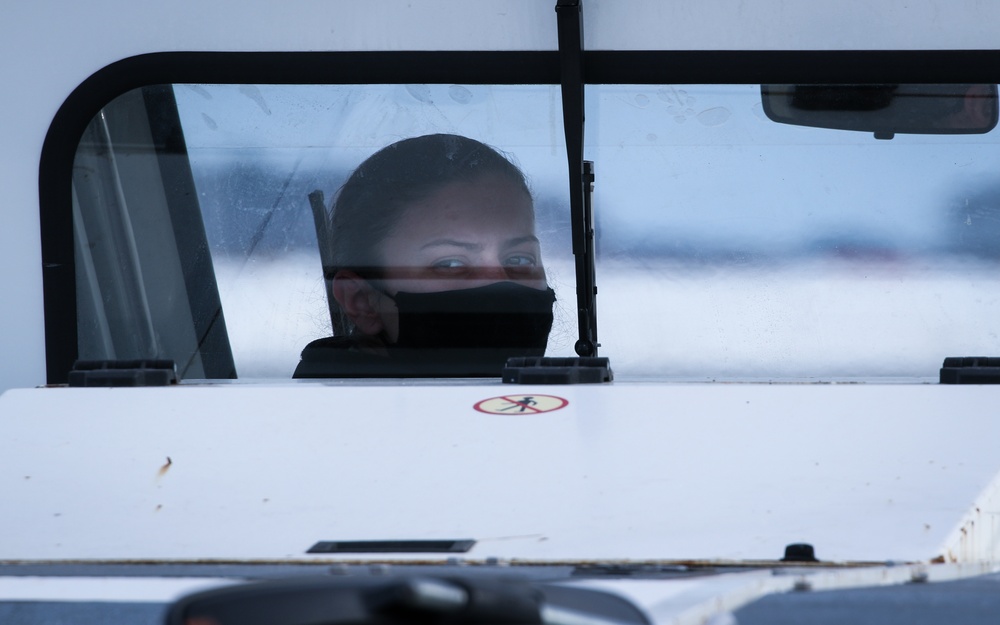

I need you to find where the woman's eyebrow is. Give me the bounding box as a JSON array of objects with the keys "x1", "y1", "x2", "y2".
[
  {"x1": 419, "y1": 235, "x2": 540, "y2": 251},
  {"x1": 420, "y1": 239, "x2": 483, "y2": 251},
  {"x1": 502, "y1": 235, "x2": 541, "y2": 249}
]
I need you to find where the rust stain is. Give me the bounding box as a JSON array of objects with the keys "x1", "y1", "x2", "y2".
[{"x1": 157, "y1": 456, "x2": 173, "y2": 477}]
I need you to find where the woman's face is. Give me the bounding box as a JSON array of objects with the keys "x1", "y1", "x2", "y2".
[
  {"x1": 371, "y1": 173, "x2": 547, "y2": 341},
  {"x1": 377, "y1": 173, "x2": 546, "y2": 293}
]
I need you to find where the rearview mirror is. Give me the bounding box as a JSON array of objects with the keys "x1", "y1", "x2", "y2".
[{"x1": 761, "y1": 84, "x2": 998, "y2": 139}]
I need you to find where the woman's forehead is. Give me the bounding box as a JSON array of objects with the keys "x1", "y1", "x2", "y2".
[{"x1": 388, "y1": 175, "x2": 535, "y2": 237}]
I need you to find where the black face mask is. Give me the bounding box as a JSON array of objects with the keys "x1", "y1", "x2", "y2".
[{"x1": 388, "y1": 281, "x2": 555, "y2": 354}]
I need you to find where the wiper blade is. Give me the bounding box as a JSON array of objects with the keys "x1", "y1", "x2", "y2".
[{"x1": 556, "y1": 0, "x2": 600, "y2": 358}]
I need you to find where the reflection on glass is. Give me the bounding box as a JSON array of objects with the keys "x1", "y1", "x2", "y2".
[
  {"x1": 72, "y1": 86, "x2": 235, "y2": 379},
  {"x1": 174, "y1": 84, "x2": 575, "y2": 377},
  {"x1": 77, "y1": 82, "x2": 1000, "y2": 381},
  {"x1": 588, "y1": 84, "x2": 1000, "y2": 379}
]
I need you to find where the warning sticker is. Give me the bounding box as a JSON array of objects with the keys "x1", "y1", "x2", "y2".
[{"x1": 473, "y1": 394, "x2": 569, "y2": 415}]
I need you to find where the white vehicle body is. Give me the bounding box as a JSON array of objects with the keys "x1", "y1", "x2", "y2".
[{"x1": 1, "y1": 2, "x2": 1000, "y2": 624}]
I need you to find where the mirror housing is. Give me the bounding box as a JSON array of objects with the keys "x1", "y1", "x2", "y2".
[{"x1": 761, "y1": 84, "x2": 998, "y2": 139}]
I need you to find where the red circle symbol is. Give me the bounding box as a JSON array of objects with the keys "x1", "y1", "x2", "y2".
[{"x1": 473, "y1": 394, "x2": 569, "y2": 415}]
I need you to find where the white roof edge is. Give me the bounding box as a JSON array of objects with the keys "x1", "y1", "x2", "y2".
[{"x1": 938, "y1": 472, "x2": 1000, "y2": 563}]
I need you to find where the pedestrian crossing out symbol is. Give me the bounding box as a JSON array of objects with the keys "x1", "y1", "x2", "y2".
[{"x1": 473, "y1": 394, "x2": 569, "y2": 415}]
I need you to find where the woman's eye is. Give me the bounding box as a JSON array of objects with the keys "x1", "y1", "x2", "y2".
[
  {"x1": 432, "y1": 258, "x2": 467, "y2": 269},
  {"x1": 503, "y1": 255, "x2": 537, "y2": 267}
]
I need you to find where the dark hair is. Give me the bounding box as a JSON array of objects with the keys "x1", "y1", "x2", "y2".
[{"x1": 325, "y1": 133, "x2": 533, "y2": 335}]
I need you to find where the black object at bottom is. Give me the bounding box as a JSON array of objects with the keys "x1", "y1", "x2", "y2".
[
  {"x1": 503, "y1": 357, "x2": 613, "y2": 384},
  {"x1": 68, "y1": 359, "x2": 178, "y2": 387},
  {"x1": 165, "y1": 575, "x2": 651, "y2": 625},
  {"x1": 939, "y1": 356, "x2": 1000, "y2": 384}
]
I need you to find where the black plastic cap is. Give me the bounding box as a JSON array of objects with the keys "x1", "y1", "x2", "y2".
[
  {"x1": 781, "y1": 543, "x2": 819, "y2": 562},
  {"x1": 940, "y1": 356, "x2": 1000, "y2": 384}
]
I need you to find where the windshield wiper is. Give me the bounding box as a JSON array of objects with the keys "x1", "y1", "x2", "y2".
[
  {"x1": 502, "y1": 1, "x2": 612, "y2": 386},
  {"x1": 556, "y1": 0, "x2": 599, "y2": 359}
]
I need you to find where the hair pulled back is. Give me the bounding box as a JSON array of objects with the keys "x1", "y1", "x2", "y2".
[{"x1": 325, "y1": 133, "x2": 532, "y2": 335}]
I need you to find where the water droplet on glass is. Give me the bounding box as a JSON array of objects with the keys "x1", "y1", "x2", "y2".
[
  {"x1": 201, "y1": 113, "x2": 218, "y2": 131},
  {"x1": 406, "y1": 84, "x2": 434, "y2": 104},
  {"x1": 646, "y1": 133, "x2": 658, "y2": 142},
  {"x1": 634, "y1": 93, "x2": 650, "y2": 107},
  {"x1": 449, "y1": 85, "x2": 473, "y2": 104},
  {"x1": 697, "y1": 107, "x2": 731, "y2": 126},
  {"x1": 239, "y1": 85, "x2": 271, "y2": 115},
  {"x1": 185, "y1": 85, "x2": 213, "y2": 100},
  {"x1": 658, "y1": 87, "x2": 695, "y2": 108}
]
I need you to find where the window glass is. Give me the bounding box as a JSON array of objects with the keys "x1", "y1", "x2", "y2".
[
  {"x1": 588, "y1": 85, "x2": 1000, "y2": 379},
  {"x1": 72, "y1": 81, "x2": 1000, "y2": 381},
  {"x1": 73, "y1": 84, "x2": 575, "y2": 379}
]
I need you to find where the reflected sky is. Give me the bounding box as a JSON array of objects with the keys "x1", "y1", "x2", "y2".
[
  {"x1": 588, "y1": 84, "x2": 1000, "y2": 259},
  {"x1": 175, "y1": 84, "x2": 571, "y2": 259},
  {"x1": 177, "y1": 83, "x2": 1000, "y2": 261}
]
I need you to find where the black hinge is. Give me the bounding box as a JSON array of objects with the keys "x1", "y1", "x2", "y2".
[
  {"x1": 68, "y1": 359, "x2": 178, "y2": 387},
  {"x1": 940, "y1": 357, "x2": 1000, "y2": 384}
]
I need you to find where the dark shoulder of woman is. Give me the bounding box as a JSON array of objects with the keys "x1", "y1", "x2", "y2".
[{"x1": 293, "y1": 335, "x2": 392, "y2": 378}]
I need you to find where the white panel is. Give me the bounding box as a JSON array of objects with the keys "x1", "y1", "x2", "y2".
[
  {"x1": 587, "y1": 0, "x2": 1000, "y2": 50},
  {"x1": 2, "y1": 383, "x2": 998, "y2": 564}
]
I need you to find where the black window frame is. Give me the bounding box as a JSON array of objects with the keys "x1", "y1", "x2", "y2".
[{"x1": 40, "y1": 49, "x2": 1000, "y2": 384}]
